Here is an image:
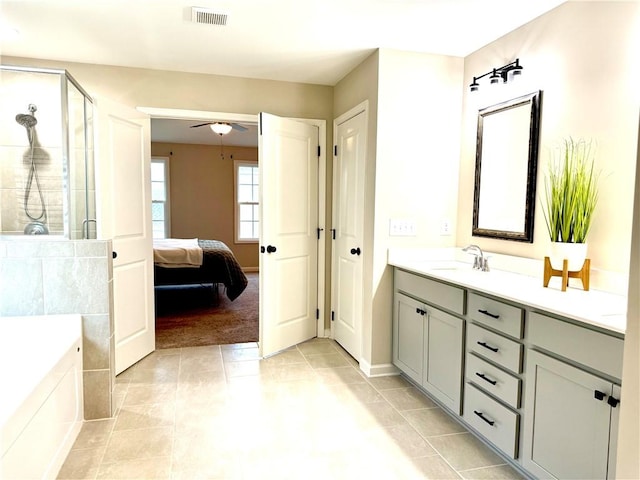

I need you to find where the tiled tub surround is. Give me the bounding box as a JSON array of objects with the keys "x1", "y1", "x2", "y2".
[
  {"x1": 1, "y1": 315, "x2": 83, "y2": 479},
  {"x1": 0, "y1": 239, "x2": 114, "y2": 419},
  {"x1": 389, "y1": 247, "x2": 626, "y2": 479}
]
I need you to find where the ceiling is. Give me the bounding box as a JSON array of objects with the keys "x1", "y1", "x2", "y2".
[
  {"x1": 152, "y1": 118, "x2": 259, "y2": 147},
  {"x1": 0, "y1": 0, "x2": 567, "y2": 146}
]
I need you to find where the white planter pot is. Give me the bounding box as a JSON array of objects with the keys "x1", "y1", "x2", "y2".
[{"x1": 549, "y1": 242, "x2": 588, "y2": 271}]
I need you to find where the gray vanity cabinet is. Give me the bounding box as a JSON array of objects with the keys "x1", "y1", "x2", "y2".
[
  {"x1": 391, "y1": 266, "x2": 623, "y2": 479},
  {"x1": 392, "y1": 292, "x2": 425, "y2": 384},
  {"x1": 523, "y1": 312, "x2": 623, "y2": 480},
  {"x1": 393, "y1": 269, "x2": 464, "y2": 413},
  {"x1": 423, "y1": 306, "x2": 464, "y2": 413},
  {"x1": 523, "y1": 351, "x2": 620, "y2": 479}
]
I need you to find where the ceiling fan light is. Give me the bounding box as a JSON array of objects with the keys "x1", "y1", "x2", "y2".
[{"x1": 210, "y1": 123, "x2": 232, "y2": 135}]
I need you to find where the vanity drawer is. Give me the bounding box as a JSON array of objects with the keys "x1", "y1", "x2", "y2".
[
  {"x1": 468, "y1": 293, "x2": 524, "y2": 339},
  {"x1": 468, "y1": 323, "x2": 523, "y2": 374},
  {"x1": 463, "y1": 382, "x2": 520, "y2": 459},
  {"x1": 528, "y1": 312, "x2": 624, "y2": 379},
  {"x1": 395, "y1": 269, "x2": 464, "y2": 315},
  {"x1": 466, "y1": 352, "x2": 521, "y2": 409}
]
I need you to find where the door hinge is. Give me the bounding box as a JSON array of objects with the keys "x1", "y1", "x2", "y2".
[
  {"x1": 331, "y1": 311, "x2": 335, "y2": 321},
  {"x1": 317, "y1": 227, "x2": 324, "y2": 240},
  {"x1": 316, "y1": 309, "x2": 320, "y2": 320},
  {"x1": 331, "y1": 228, "x2": 336, "y2": 240},
  {"x1": 334, "y1": 145, "x2": 338, "y2": 156},
  {"x1": 317, "y1": 145, "x2": 321, "y2": 157}
]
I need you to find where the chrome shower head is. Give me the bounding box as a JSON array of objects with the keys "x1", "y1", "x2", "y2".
[
  {"x1": 16, "y1": 104, "x2": 38, "y2": 145},
  {"x1": 15, "y1": 113, "x2": 37, "y2": 128},
  {"x1": 16, "y1": 104, "x2": 38, "y2": 128}
]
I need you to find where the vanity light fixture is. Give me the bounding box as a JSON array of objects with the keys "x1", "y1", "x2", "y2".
[
  {"x1": 210, "y1": 122, "x2": 233, "y2": 135},
  {"x1": 469, "y1": 59, "x2": 523, "y2": 92}
]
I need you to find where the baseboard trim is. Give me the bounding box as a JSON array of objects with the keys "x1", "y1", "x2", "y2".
[
  {"x1": 359, "y1": 359, "x2": 400, "y2": 378},
  {"x1": 243, "y1": 267, "x2": 259, "y2": 273}
]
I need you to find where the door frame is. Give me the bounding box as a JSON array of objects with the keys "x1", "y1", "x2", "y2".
[{"x1": 138, "y1": 107, "x2": 327, "y2": 338}]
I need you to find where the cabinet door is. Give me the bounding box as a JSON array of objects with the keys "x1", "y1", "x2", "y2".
[
  {"x1": 392, "y1": 292, "x2": 424, "y2": 384},
  {"x1": 523, "y1": 351, "x2": 614, "y2": 479},
  {"x1": 424, "y1": 307, "x2": 464, "y2": 413}
]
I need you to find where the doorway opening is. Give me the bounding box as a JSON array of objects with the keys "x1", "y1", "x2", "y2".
[
  {"x1": 139, "y1": 108, "x2": 330, "y2": 350},
  {"x1": 149, "y1": 113, "x2": 260, "y2": 349}
]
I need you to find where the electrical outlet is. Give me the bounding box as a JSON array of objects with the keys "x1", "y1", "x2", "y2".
[
  {"x1": 440, "y1": 219, "x2": 452, "y2": 236},
  {"x1": 389, "y1": 219, "x2": 416, "y2": 236}
]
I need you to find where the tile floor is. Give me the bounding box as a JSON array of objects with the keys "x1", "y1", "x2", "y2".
[{"x1": 57, "y1": 338, "x2": 525, "y2": 479}]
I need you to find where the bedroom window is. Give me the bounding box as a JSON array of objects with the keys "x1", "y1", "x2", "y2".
[
  {"x1": 151, "y1": 157, "x2": 171, "y2": 239},
  {"x1": 235, "y1": 160, "x2": 259, "y2": 242}
]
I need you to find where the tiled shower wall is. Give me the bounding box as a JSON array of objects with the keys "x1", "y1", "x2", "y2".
[{"x1": 0, "y1": 239, "x2": 114, "y2": 419}]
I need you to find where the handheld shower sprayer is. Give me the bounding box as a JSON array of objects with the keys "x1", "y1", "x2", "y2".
[{"x1": 15, "y1": 104, "x2": 48, "y2": 234}]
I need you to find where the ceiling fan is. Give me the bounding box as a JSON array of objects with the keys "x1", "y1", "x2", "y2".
[{"x1": 190, "y1": 121, "x2": 248, "y2": 135}]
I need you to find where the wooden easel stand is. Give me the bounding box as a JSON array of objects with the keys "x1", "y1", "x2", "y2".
[{"x1": 543, "y1": 256, "x2": 590, "y2": 291}]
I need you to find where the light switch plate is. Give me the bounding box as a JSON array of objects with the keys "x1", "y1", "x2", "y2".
[{"x1": 389, "y1": 219, "x2": 416, "y2": 236}]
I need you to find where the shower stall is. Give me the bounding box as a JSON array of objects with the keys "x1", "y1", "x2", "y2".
[{"x1": 0, "y1": 65, "x2": 96, "y2": 239}]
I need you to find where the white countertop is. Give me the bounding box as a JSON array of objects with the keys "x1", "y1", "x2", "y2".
[{"x1": 388, "y1": 248, "x2": 627, "y2": 335}]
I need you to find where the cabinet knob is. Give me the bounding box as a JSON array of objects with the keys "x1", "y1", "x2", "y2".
[
  {"x1": 594, "y1": 390, "x2": 606, "y2": 401},
  {"x1": 607, "y1": 396, "x2": 620, "y2": 408}
]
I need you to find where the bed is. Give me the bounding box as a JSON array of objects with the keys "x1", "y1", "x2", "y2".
[{"x1": 153, "y1": 239, "x2": 248, "y2": 301}]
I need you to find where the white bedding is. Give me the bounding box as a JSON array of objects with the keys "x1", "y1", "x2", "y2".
[{"x1": 153, "y1": 238, "x2": 204, "y2": 268}]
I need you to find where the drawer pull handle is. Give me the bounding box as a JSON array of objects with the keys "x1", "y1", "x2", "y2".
[
  {"x1": 594, "y1": 390, "x2": 606, "y2": 401},
  {"x1": 607, "y1": 396, "x2": 620, "y2": 408},
  {"x1": 474, "y1": 410, "x2": 495, "y2": 426},
  {"x1": 478, "y1": 309, "x2": 500, "y2": 319},
  {"x1": 475, "y1": 372, "x2": 497, "y2": 385},
  {"x1": 415, "y1": 308, "x2": 426, "y2": 316},
  {"x1": 477, "y1": 341, "x2": 499, "y2": 353}
]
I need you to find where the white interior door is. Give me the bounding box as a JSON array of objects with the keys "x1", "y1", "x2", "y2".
[
  {"x1": 331, "y1": 105, "x2": 367, "y2": 360},
  {"x1": 96, "y1": 98, "x2": 155, "y2": 374},
  {"x1": 259, "y1": 112, "x2": 319, "y2": 357}
]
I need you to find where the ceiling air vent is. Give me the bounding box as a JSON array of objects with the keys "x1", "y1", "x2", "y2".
[{"x1": 191, "y1": 7, "x2": 228, "y2": 26}]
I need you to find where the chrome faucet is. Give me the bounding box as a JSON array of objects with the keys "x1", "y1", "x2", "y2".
[{"x1": 462, "y1": 244, "x2": 490, "y2": 272}]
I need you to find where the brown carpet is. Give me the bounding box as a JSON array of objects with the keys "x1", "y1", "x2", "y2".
[{"x1": 154, "y1": 272, "x2": 258, "y2": 349}]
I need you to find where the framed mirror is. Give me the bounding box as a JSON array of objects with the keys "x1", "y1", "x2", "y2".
[{"x1": 472, "y1": 90, "x2": 542, "y2": 242}]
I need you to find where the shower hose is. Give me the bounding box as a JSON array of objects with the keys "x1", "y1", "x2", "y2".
[{"x1": 24, "y1": 142, "x2": 46, "y2": 222}]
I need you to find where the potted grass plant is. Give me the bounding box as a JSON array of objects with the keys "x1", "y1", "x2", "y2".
[{"x1": 542, "y1": 137, "x2": 600, "y2": 271}]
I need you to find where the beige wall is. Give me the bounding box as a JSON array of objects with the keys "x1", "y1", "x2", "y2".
[
  {"x1": 151, "y1": 142, "x2": 259, "y2": 269},
  {"x1": 334, "y1": 50, "x2": 380, "y2": 366},
  {"x1": 619, "y1": 121, "x2": 640, "y2": 479},
  {"x1": 458, "y1": 3, "x2": 640, "y2": 474},
  {"x1": 457, "y1": 1, "x2": 640, "y2": 293},
  {"x1": 334, "y1": 49, "x2": 464, "y2": 369}
]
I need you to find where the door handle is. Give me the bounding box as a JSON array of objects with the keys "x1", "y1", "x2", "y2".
[
  {"x1": 266, "y1": 245, "x2": 277, "y2": 253},
  {"x1": 260, "y1": 246, "x2": 265, "y2": 253},
  {"x1": 112, "y1": 251, "x2": 118, "y2": 259},
  {"x1": 350, "y1": 247, "x2": 361, "y2": 256}
]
